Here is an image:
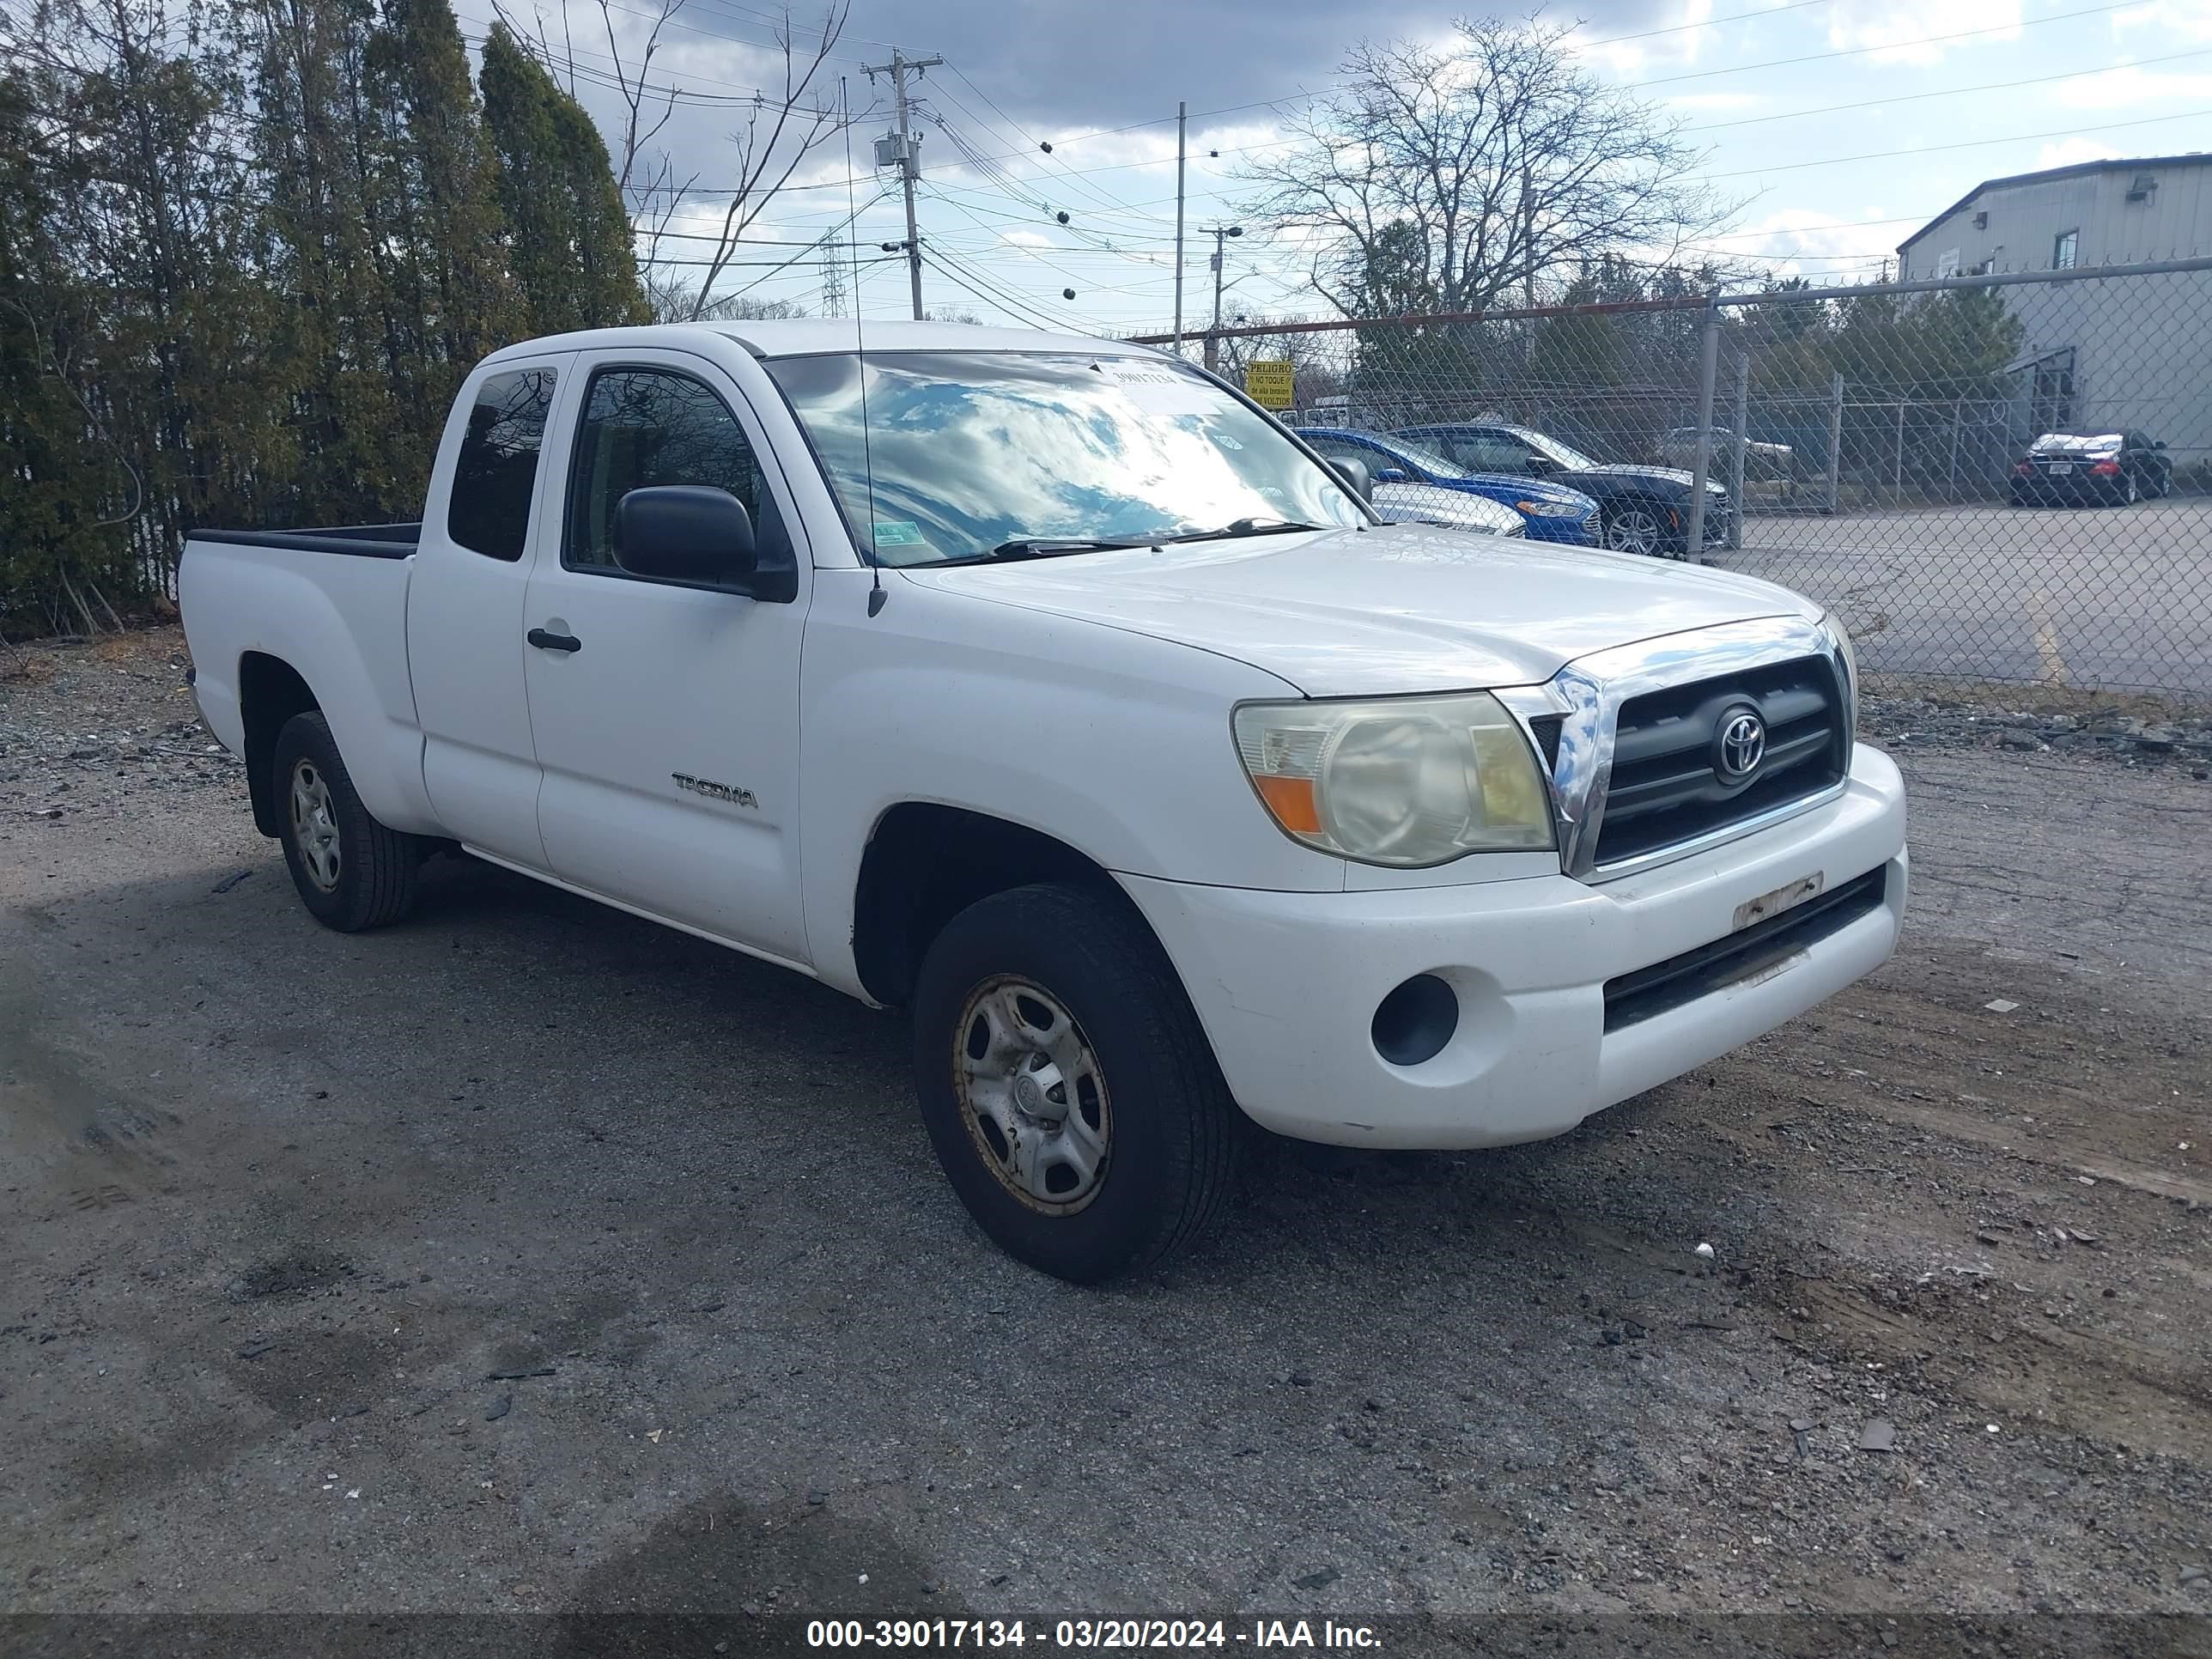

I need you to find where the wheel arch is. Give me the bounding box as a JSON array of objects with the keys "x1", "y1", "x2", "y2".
[
  {"x1": 238, "y1": 652, "x2": 322, "y2": 837},
  {"x1": 851, "y1": 804, "x2": 1166, "y2": 1010}
]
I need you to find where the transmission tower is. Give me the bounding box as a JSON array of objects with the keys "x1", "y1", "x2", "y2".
[{"x1": 818, "y1": 232, "x2": 848, "y2": 318}]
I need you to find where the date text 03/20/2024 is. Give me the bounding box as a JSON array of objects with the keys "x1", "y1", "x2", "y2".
[{"x1": 805, "y1": 1620, "x2": 1382, "y2": 1650}]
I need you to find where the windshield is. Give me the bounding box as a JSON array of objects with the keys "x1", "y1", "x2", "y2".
[
  {"x1": 2032, "y1": 432, "x2": 2123, "y2": 453},
  {"x1": 1512, "y1": 427, "x2": 1602, "y2": 471},
  {"x1": 764, "y1": 349, "x2": 1364, "y2": 566}
]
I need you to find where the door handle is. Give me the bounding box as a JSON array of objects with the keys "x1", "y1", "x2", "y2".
[{"x1": 527, "y1": 628, "x2": 582, "y2": 653}]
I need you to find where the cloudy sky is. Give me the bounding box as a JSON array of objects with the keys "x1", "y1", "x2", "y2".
[{"x1": 488, "y1": 0, "x2": 2212, "y2": 330}]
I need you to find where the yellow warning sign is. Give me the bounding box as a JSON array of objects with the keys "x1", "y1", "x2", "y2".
[{"x1": 1244, "y1": 360, "x2": 1295, "y2": 409}]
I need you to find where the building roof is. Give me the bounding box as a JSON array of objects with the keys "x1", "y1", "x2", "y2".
[{"x1": 1896, "y1": 153, "x2": 2211, "y2": 253}]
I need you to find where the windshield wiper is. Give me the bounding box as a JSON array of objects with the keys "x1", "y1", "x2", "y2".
[
  {"x1": 936, "y1": 535, "x2": 1159, "y2": 567},
  {"x1": 1164, "y1": 518, "x2": 1328, "y2": 544}
]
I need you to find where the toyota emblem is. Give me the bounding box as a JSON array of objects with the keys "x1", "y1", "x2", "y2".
[{"x1": 1717, "y1": 710, "x2": 1766, "y2": 781}]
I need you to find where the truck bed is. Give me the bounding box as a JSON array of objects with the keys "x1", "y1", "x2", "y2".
[{"x1": 188, "y1": 522, "x2": 421, "y2": 560}]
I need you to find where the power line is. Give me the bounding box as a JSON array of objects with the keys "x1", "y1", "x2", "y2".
[
  {"x1": 1686, "y1": 46, "x2": 2212, "y2": 132},
  {"x1": 1631, "y1": 0, "x2": 2149, "y2": 91},
  {"x1": 917, "y1": 246, "x2": 1070, "y2": 329},
  {"x1": 1575, "y1": 0, "x2": 1838, "y2": 50},
  {"x1": 1705, "y1": 106, "x2": 2212, "y2": 180}
]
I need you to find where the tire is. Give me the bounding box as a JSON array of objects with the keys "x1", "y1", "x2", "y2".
[
  {"x1": 2122, "y1": 471, "x2": 2140, "y2": 506},
  {"x1": 271, "y1": 710, "x2": 422, "y2": 932},
  {"x1": 910, "y1": 883, "x2": 1239, "y2": 1283},
  {"x1": 1602, "y1": 501, "x2": 1668, "y2": 559}
]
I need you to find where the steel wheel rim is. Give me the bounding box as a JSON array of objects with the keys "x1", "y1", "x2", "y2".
[
  {"x1": 289, "y1": 758, "x2": 342, "y2": 892},
  {"x1": 1607, "y1": 508, "x2": 1662, "y2": 556},
  {"x1": 952, "y1": 976, "x2": 1111, "y2": 1214}
]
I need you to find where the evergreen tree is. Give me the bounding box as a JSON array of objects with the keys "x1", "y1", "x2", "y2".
[
  {"x1": 479, "y1": 24, "x2": 648, "y2": 337},
  {"x1": 367, "y1": 0, "x2": 521, "y2": 460},
  {"x1": 246, "y1": 0, "x2": 412, "y2": 520},
  {"x1": 0, "y1": 70, "x2": 111, "y2": 631}
]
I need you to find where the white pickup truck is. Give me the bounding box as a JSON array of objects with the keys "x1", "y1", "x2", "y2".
[{"x1": 180, "y1": 320, "x2": 1906, "y2": 1282}]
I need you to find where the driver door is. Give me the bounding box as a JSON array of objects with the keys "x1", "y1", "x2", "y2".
[{"x1": 520, "y1": 348, "x2": 814, "y2": 965}]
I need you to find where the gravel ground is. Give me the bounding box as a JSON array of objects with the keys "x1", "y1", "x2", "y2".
[{"x1": 2, "y1": 631, "x2": 2209, "y2": 1646}]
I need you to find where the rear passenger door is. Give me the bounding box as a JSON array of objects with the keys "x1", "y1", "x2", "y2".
[
  {"x1": 410, "y1": 356, "x2": 570, "y2": 866},
  {"x1": 520, "y1": 348, "x2": 814, "y2": 964}
]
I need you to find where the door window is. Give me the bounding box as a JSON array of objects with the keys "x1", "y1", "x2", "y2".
[
  {"x1": 1459, "y1": 433, "x2": 1534, "y2": 472},
  {"x1": 447, "y1": 368, "x2": 557, "y2": 562},
  {"x1": 564, "y1": 367, "x2": 776, "y2": 576}
]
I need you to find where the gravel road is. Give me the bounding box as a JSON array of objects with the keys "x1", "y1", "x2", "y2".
[{"x1": 3, "y1": 630, "x2": 2208, "y2": 1645}]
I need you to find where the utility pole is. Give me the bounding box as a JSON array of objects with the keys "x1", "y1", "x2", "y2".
[
  {"x1": 1203, "y1": 222, "x2": 1241, "y2": 372},
  {"x1": 1172, "y1": 101, "x2": 1187, "y2": 353},
  {"x1": 864, "y1": 47, "x2": 942, "y2": 321}
]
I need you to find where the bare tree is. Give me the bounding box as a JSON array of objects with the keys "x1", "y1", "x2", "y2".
[
  {"x1": 495, "y1": 0, "x2": 849, "y2": 320},
  {"x1": 640, "y1": 271, "x2": 804, "y2": 323},
  {"x1": 1242, "y1": 15, "x2": 1735, "y2": 320}
]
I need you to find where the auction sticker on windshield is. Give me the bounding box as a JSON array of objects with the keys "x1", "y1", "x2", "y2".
[{"x1": 1092, "y1": 359, "x2": 1216, "y2": 416}]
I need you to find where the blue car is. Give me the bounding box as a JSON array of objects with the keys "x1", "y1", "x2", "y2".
[{"x1": 1295, "y1": 427, "x2": 1601, "y2": 544}]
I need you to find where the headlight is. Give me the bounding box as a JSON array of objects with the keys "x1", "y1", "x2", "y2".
[
  {"x1": 1511, "y1": 501, "x2": 1549, "y2": 516},
  {"x1": 1232, "y1": 692, "x2": 1555, "y2": 866},
  {"x1": 1821, "y1": 611, "x2": 1858, "y2": 728}
]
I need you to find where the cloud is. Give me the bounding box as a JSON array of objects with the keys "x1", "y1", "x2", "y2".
[
  {"x1": 2035, "y1": 137, "x2": 2125, "y2": 170},
  {"x1": 1664, "y1": 91, "x2": 1768, "y2": 112},
  {"x1": 1826, "y1": 0, "x2": 2021, "y2": 65},
  {"x1": 2113, "y1": 0, "x2": 2212, "y2": 43},
  {"x1": 2052, "y1": 64, "x2": 2212, "y2": 108},
  {"x1": 1705, "y1": 205, "x2": 1899, "y2": 277},
  {"x1": 1575, "y1": 0, "x2": 1718, "y2": 80}
]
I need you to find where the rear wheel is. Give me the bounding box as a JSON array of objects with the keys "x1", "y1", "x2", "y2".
[
  {"x1": 1602, "y1": 501, "x2": 1667, "y2": 558},
  {"x1": 910, "y1": 883, "x2": 1238, "y2": 1283},
  {"x1": 273, "y1": 711, "x2": 423, "y2": 931}
]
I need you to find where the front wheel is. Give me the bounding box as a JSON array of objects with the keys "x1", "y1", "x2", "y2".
[
  {"x1": 910, "y1": 884, "x2": 1239, "y2": 1283},
  {"x1": 272, "y1": 711, "x2": 423, "y2": 931},
  {"x1": 1603, "y1": 501, "x2": 1668, "y2": 558}
]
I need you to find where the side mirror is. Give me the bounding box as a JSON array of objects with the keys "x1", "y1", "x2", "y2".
[
  {"x1": 1374, "y1": 466, "x2": 1408, "y2": 484},
  {"x1": 616, "y1": 485, "x2": 757, "y2": 588},
  {"x1": 1523, "y1": 454, "x2": 1556, "y2": 476},
  {"x1": 2155, "y1": 440, "x2": 2168, "y2": 450},
  {"x1": 1328, "y1": 455, "x2": 1374, "y2": 502}
]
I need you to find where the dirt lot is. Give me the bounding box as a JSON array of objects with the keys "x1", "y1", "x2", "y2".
[{"x1": 3, "y1": 630, "x2": 2209, "y2": 1644}]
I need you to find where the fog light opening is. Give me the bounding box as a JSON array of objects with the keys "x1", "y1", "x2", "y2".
[{"x1": 1371, "y1": 973, "x2": 1459, "y2": 1067}]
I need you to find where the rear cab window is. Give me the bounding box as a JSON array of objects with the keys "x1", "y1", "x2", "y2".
[{"x1": 447, "y1": 368, "x2": 557, "y2": 561}]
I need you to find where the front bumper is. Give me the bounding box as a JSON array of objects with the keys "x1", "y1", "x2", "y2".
[{"x1": 1120, "y1": 743, "x2": 1906, "y2": 1149}]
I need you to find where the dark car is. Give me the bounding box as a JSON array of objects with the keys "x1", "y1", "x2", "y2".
[
  {"x1": 1294, "y1": 427, "x2": 1601, "y2": 544},
  {"x1": 2008, "y1": 429, "x2": 2171, "y2": 506},
  {"x1": 1395, "y1": 422, "x2": 1733, "y2": 558}
]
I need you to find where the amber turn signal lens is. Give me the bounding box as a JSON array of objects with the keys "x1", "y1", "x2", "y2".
[{"x1": 1252, "y1": 772, "x2": 1321, "y2": 834}]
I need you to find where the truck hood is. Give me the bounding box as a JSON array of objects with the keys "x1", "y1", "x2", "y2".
[{"x1": 901, "y1": 520, "x2": 1820, "y2": 696}]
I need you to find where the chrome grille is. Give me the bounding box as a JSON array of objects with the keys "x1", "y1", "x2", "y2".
[{"x1": 1591, "y1": 655, "x2": 1847, "y2": 869}]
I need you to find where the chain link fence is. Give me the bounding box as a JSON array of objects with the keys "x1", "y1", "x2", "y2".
[{"x1": 1130, "y1": 258, "x2": 2212, "y2": 703}]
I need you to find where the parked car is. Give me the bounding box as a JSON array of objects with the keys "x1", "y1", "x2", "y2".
[
  {"x1": 1369, "y1": 480, "x2": 1526, "y2": 536},
  {"x1": 179, "y1": 320, "x2": 1905, "y2": 1284},
  {"x1": 1395, "y1": 422, "x2": 1734, "y2": 558},
  {"x1": 2008, "y1": 429, "x2": 2171, "y2": 506},
  {"x1": 1656, "y1": 425, "x2": 1794, "y2": 481},
  {"x1": 1296, "y1": 427, "x2": 1600, "y2": 544}
]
